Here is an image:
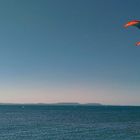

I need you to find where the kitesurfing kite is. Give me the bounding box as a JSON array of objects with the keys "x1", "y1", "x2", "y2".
[{"x1": 124, "y1": 20, "x2": 140, "y2": 46}]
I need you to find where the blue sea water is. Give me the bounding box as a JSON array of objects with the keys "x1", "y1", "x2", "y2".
[{"x1": 0, "y1": 105, "x2": 140, "y2": 140}]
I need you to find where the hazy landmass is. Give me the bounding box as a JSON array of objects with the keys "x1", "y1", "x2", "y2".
[
  {"x1": 50, "y1": 102, "x2": 102, "y2": 106},
  {"x1": 0, "y1": 102, "x2": 102, "y2": 106}
]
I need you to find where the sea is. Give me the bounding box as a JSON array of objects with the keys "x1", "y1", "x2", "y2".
[{"x1": 0, "y1": 105, "x2": 140, "y2": 140}]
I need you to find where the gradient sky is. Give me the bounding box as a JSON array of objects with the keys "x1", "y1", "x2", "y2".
[{"x1": 0, "y1": 0, "x2": 140, "y2": 105}]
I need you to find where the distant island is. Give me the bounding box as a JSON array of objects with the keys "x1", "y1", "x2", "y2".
[
  {"x1": 52, "y1": 102, "x2": 102, "y2": 106},
  {"x1": 0, "y1": 102, "x2": 103, "y2": 106}
]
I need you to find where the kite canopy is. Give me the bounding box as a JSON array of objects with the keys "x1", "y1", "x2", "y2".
[
  {"x1": 124, "y1": 20, "x2": 140, "y2": 28},
  {"x1": 136, "y1": 42, "x2": 140, "y2": 46},
  {"x1": 124, "y1": 20, "x2": 140, "y2": 46}
]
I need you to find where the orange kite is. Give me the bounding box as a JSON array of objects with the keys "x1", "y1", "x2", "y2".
[{"x1": 124, "y1": 20, "x2": 140, "y2": 46}]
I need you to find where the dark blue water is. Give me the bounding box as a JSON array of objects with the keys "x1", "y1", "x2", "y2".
[{"x1": 0, "y1": 105, "x2": 140, "y2": 140}]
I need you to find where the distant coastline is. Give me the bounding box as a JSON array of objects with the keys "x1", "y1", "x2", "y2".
[
  {"x1": 0, "y1": 103, "x2": 139, "y2": 106},
  {"x1": 0, "y1": 102, "x2": 102, "y2": 106}
]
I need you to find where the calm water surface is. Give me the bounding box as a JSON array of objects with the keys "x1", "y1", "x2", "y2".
[{"x1": 0, "y1": 105, "x2": 140, "y2": 140}]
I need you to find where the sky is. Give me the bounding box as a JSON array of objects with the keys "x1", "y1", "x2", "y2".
[{"x1": 0, "y1": 0, "x2": 140, "y2": 105}]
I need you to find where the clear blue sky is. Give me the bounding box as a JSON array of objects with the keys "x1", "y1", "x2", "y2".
[{"x1": 0, "y1": 0, "x2": 140, "y2": 105}]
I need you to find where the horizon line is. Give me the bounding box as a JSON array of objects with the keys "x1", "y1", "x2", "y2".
[{"x1": 0, "y1": 102, "x2": 139, "y2": 106}]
